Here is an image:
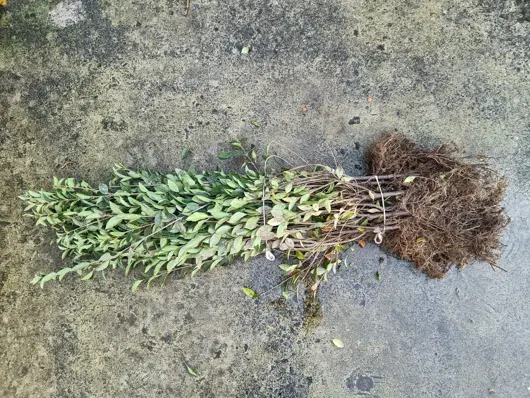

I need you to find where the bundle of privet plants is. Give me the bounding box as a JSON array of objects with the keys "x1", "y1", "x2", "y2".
[{"x1": 20, "y1": 153, "x2": 407, "y2": 295}]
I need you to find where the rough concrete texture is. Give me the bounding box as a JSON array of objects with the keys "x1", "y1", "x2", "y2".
[{"x1": 1, "y1": 0, "x2": 530, "y2": 396}]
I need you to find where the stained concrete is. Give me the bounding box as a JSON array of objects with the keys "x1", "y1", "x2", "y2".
[{"x1": 1, "y1": 0, "x2": 530, "y2": 396}]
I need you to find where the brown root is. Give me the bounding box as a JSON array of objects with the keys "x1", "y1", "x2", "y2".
[{"x1": 368, "y1": 132, "x2": 508, "y2": 278}]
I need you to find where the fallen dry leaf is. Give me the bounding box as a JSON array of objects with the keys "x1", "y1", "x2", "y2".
[
  {"x1": 324, "y1": 253, "x2": 337, "y2": 261},
  {"x1": 358, "y1": 240, "x2": 366, "y2": 248},
  {"x1": 367, "y1": 97, "x2": 373, "y2": 103}
]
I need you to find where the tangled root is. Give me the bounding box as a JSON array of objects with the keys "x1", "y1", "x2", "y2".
[{"x1": 368, "y1": 132, "x2": 508, "y2": 278}]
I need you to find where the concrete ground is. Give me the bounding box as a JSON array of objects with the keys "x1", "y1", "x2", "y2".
[{"x1": 1, "y1": 0, "x2": 530, "y2": 396}]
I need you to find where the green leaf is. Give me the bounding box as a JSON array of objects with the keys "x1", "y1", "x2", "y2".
[
  {"x1": 167, "y1": 179, "x2": 180, "y2": 192},
  {"x1": 279, "y1": 264, "x2": 296, "y2": 272},
  {"x1": 218, "y1": 152, "x2": 232, "y2": 159},
  {"x1": 106, "y1": 215, "x2": 123, "y2": 229},
  {"x1": 98, "y1": 184, "x2": 109, "y2": 194},
  {"x1": 242, "y1": 287, "x2": 258, "y2": 299},
  {"x1": 106, "y1": 213, "x2": 143, "y2": 229},
  {"x1": 233, "y1": 236, "x2": 244, "y2": 252},
  {"x1": 277, "y1": 221, "x2": 288, "y2": 238},
  {"x1": 376, "y1": 271, "x2": 380, "y2": 280},
  {"x1": 182, "y1": 147, "x2": 190, "y2": 160},
  {"x1": 39, "y1": 273, "x2": 57, "y2": 289},
  {"x1": 187, "y1": 212, "x2": 209, "y2": 222},
  {"x1": 228, "y1": 212, "x2": 246, "y2": 224},
  {"x1": 244, "y1": 216, "x2": 260, "y2": 230},
  {"x1": 332, "y1": 339, "x2": 344, "y2": 348},
  {"x1": 109, "y1": 201, "x2": 123, "y2": 214},
  {"x1": 131, "y1": 279, "x2": 143, "y2": 292},
  {"x1": 229, "y1": 198, "x2": 248, "y2": 209},
  {"x1": 403, "y1": 176, "x2": 417, "y2": 184},
  {"x1": 81, "y1": 271, "x2": 94, "y2": 280},
  {"x1": 241, "y1": 46, "x2": 250, "y2": 54},
  {"x1": 209, "y1": 233, "x2": 221, "y2": 247},
  {"x1": 99, "y1": 253, "x2": 113, "y2": 262},
  {"x1": 185, "y1": 364, "x2": 198, "y2": 377}
]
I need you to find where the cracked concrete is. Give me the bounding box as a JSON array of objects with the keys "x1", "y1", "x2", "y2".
[{"x1": 1, "y1": 0, "x2": 529, "y2": 396}]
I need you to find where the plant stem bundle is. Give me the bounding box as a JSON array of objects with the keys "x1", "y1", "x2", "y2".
[{"x1": 20, "y1": 133, "x2": 508, "y2": 293}]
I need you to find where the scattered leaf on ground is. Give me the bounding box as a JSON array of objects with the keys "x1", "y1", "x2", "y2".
[
  {"x1": 242, "y1": 287, "x2": 258, "y2": 299},
  {"x1": 403, "y1": 176, "x2": 417, "y2": 184},
  {"x1": 218, "y1": 152, "x2": 232, "y2": 159},
  {"x1": 376, "y1": 271, "x2": 380, "y2": 280},
  {"x1": 332, "y1": 339, "x2": 344, "y2": 348},
  {"x1": 185, "y1": 364, "x2": 198, "y2": 377},
  {"x1": 241, "y1": 46, "x2": 250, "y2": 54},
  {"x1": 358, "y1": 240, "x2": 366, "y2": 248},
  {"x1": 182, "y1": 147, "x2": 190, "y2": 160}
]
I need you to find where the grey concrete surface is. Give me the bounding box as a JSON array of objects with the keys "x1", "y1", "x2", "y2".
[{"x1": 1, "y1": 0, "x2": 530, "y2": 396}]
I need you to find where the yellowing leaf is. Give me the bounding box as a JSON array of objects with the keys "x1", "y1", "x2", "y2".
[
  {"x1": 403, "y1": 176, "x2": 417, "y2": 184},
  {"x1": 368, "y1": 191, "x2": 375, "y2": 201},
  {"x1": 332, "y1": 339, "x2": 344, "y2": 348}
]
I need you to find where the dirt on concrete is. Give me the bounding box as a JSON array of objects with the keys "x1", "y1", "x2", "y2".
[{"x1": 1, "y1": 0, "x2": 529, "y2": 397}]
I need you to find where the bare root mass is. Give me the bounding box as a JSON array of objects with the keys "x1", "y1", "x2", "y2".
[{"x1": 369, "y1": 132, "x2": 508, "y2": 278}]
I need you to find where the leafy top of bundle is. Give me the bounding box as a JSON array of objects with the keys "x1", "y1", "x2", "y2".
[{"x1": 20, "y1": 133, "x2": 508, "y2": 295}]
